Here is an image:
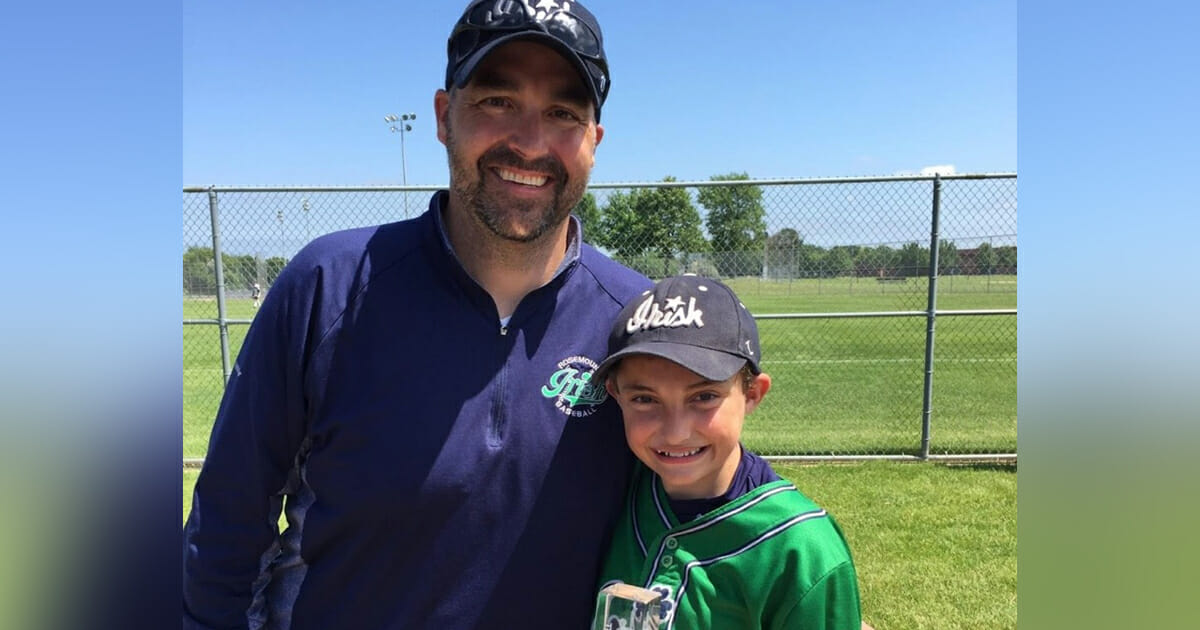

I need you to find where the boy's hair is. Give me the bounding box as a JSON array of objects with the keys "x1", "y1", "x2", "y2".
[
  {"x1": 738, "y1": 362, "x2": 757, "y2": 392},
  {"x1": 593, "y1": 275, "x2": 761, "y2": 385}
]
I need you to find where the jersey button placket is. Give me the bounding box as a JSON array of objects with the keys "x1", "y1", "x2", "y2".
[{"x1": 664, "y1": 536, "x2": 678, "y2": 550}]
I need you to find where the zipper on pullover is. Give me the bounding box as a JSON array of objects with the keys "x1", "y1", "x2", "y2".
[{"x1": 488, "y1": 323, "x2": 513, "y2": 446}]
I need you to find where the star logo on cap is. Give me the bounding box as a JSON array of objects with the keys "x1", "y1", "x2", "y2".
[{"x1": 664, "y1": 296, "x2": 685, "y2": 311}]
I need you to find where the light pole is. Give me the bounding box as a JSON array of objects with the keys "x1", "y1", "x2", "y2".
[
  {"x1": 276, "y1": 209, "x2": 286, "y2": 263},
  {"x1": 302, "y1": 198, "x2": 311, "y2": 243},
  {"x1": 384, "y1": 112, "x2": 416, "y2": 217}
]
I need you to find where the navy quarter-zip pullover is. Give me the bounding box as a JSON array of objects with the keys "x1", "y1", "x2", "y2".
[{"x1": 184, "y1": 191, "x2": 651, "y2": 629}]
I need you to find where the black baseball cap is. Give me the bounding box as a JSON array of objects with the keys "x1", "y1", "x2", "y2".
[
  {"x1": 445, "y1": 0, "x2": 611, "y2": 121},
  {"x1": 595, "y1": 275, "x2": 763, "y2": 384}
]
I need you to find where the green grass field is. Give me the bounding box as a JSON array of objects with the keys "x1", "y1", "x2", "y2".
[
  {"x1": 723, "y1": 275, "x2": 1015, "y2": 454},
  {"x1": 182, "y1": 461, "x2": 1017, "y2": 630},
  {"x1": 775, "y1": 461, "x2": 1018, "y2": 629},
  {"x1": 185, "y1": 275, "x2": 1015, "y2": 458}
]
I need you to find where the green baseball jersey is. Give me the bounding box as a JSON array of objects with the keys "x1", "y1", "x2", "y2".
[{"x1": 596, "y1": 463, "x2": 861, "y2": 629}]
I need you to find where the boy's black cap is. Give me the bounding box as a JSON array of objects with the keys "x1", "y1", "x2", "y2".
[
  {"x1": 594, "y1": 275, "x2": 762, "y2": 384},
  {"x1": 446, "y1": 0, "x2": 610, "y2": 121}
]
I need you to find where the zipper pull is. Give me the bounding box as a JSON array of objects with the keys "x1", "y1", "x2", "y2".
[{"x1": 500, "y1": 325, "x2": 508, "y2": 336}]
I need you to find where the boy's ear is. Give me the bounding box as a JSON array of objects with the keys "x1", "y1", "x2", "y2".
[
  {"x1": 743, "y1": 373, "x2": 772, "y2": 413},
  {"x1": 604, "y1": 377, "x2": 619, "y2": 399}
]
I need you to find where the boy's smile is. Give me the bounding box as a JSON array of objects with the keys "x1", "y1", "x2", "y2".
[{"x1": 607, "y1": 354, "x2": 770, "y2": 500}]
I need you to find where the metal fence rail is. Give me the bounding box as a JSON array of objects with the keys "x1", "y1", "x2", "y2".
[{"x1": 183, "y1": 174, "x2": 1016, "y2": 463}]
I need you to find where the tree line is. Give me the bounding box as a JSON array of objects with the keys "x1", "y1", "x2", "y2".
[
  {"x1": 572, "y1": 173, "x2": 1016, "y2": 279},
  {"x1": 183, "y1": 246, "x2": 285, "y2": 295},
  {"x1": 185, "y1": 173, "x2": 1016, "y2": 294}
]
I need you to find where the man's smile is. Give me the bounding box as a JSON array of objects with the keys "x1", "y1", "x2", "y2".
[{"x1": 493, "y1": 167, "x2": 549, "y2": 187}]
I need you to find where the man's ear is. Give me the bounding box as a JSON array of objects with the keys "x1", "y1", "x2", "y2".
[
  {"x1": 743, "y1": 373, "x2": 772, "y2": 414},
  {"x1": 435, "y1": 89, "x2": 451, "y2": 145},
  {"x1": 593, "y1": 123, "x2": 604, "y2": 152}
]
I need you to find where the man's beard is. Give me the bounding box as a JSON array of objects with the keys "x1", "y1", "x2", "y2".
[{"x1": 446, "y1": 123, "x2": 589, "y2": 243}]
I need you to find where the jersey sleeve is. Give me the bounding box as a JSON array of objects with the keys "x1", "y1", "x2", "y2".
[
  {"x1": 182, "y1": 253, "x2": 329, "y2": 629},
  {"x1": 773, "y1": 561, "x2": 862, "y2": 630}
]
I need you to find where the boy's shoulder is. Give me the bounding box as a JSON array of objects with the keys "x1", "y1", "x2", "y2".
[
  {"x1": 719, "y1": 459, "x2": 850, "y2": 556},
  {"x1": 740, "y1": 447, "x2": 784, "y2": 489}
]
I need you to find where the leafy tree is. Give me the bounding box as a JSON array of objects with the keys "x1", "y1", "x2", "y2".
[
  {"x1": 795, "y1": 243, "x2": 827, "y2": 278},
  {"x1": 825, "y1": 246, "x2": 856, "y2": 277},
  {"x1": 975, "y1": 242, "x2": 996, "y2": 274},
  {"x1": 183, "y1": 246, "x2": 286, "y2": 296},
  {"x1": 764, "y1": 228, "x2": 801, "y2": 279},
  {"x1": 897, "y1": 242, "x2": 930, "y2": 277},
  {"x1": 856, "y1": 245, "x2": 899, "y2": 277},
  {"x1": 598, "y1": 177, "x2": 707, "y2": 277},
  {"x1": 183, "y1": 246, "x2": 216, "y2": 294},
  {"x1": 938, "y1": 240, "x2": 960, "y2": 274},
  {"x1": 698, "y1": 172, "x2": 766, "y2": 277},
  {"x1": 263, "y1": 256, "x2": 288, "y2": 284},
  {"x1": 571, "y1": 192, "x2": 604, "y2": 246},
  {"x1": 995, "y1": 245, "x2": 1017, "y2": 274},
  {"x1": 596, "y1": 190, "x2": 643, "y2": 260}
]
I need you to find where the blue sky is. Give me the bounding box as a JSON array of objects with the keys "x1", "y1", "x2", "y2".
[{"x1": 184, "y1": 0, "x2": 1016, "y2": 186}]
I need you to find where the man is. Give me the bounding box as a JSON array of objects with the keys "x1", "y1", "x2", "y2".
[{"x1": 183, "y1": 1, "x2": 650, "y2": 628}]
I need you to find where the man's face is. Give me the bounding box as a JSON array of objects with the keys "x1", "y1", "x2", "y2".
[{"x1": 436, "y1": 40, "x2": 604, "y2": 243}]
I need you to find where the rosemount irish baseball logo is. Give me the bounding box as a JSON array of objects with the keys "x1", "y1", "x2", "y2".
[{"x1": 540, "y1": 355, "x2": 607, "y2": 417}]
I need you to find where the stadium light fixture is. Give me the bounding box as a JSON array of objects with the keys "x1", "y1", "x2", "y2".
[{"x1": 384, "y1": 111, "x2": 417, "y2": 217}]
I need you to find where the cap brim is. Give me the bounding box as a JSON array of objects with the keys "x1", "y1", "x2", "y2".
[
  {"x1": 451, "y1": 31, "x2": 601, "y2": 120},
  {"x1": 593, "y1": 341, "x2": 749, "y2": 385}
]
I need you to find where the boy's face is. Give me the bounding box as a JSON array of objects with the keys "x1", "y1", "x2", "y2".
[{"x1": 606, "y1": 354, "x2": 771, "y2": 500}]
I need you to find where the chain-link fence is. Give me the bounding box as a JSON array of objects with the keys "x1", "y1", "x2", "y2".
[{"x1": 184, "y1": 174, "x2": 1015, "y2": 463}]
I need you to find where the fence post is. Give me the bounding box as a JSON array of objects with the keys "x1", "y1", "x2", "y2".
[
  {"x1": 919, "y1": 175, "x2": 942, "y2": 459},
  {"x1": 208, "y1": 188, "x2": 233, "y2": 385},
  {"x1": 761, "y1": 238, "x2": 769, "y2": 280}
]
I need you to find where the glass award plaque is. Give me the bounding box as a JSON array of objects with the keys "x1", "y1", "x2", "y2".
[{"x1": 592, "y1": 582, "x2": 662, "y2": 630}]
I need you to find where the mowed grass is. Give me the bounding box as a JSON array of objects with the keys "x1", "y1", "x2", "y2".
[
  {"x1": 775, "y1": 461, "x2": 1018, "y2": 630},
  {"x1": 722, "y1": 275, "x2": 1014, "y2": 454},
  {"x1": 183, "y1": 298, "x2": 252, "y2": 458},
  {"x1": 183, "y1": 276, "x2": 1016, "y2": 458},
  {"x1": 747, "y1": 313, "x2": 1016, "y2": 454},
  {"x1": 723, "y1": 274, "x2": 1017, "y2": 314},
  {"x1": 182, "y1": 462, "x2": 1017, "y2": 630}
]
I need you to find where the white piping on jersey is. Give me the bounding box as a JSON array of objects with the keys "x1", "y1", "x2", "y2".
[
  {"x1": 631, "y1": 481, "x2": 648, "y2": 556},
  {"x1": 650, "y1": 476, "x2": 671, "y2": 529},
  {"x1": 643, "y1": 483, "x2": 799, "y2": 587},
  {"x1": 663, "y1": 508, "x2": 829, "y2": 630}
]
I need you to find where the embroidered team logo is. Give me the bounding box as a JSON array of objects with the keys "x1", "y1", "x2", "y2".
[
  {"x1": 528, "y1": 0, "x2": 568, "y2": 21},
  {"x1": 540, "y1": 355, "x2": 607, "y2": 417},
  {"x1": 626, "y1": 293, "x2": 704, "y2": 334}
]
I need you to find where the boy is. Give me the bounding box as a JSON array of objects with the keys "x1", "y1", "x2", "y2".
[{"x1": 592, "y1": 275, "x2": 862, "y2": 629}]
